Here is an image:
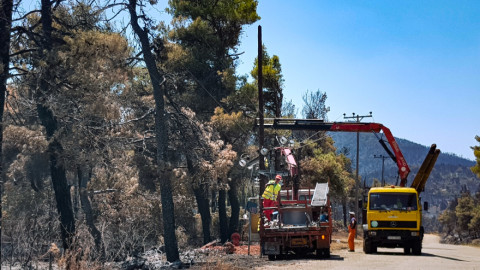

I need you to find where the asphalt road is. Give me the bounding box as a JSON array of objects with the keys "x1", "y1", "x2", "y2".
[{"x1": 256, "y1": 234, "x2": 480, "y2": 270}]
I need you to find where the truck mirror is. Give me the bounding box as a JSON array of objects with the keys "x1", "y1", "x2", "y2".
[{"x1": 424, "y1": 201, "x2": 429, "y2": 211}]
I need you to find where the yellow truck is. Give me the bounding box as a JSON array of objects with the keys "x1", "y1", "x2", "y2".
[{"x1": 363, "y1": 145, "x2": 440, "y2": 255}]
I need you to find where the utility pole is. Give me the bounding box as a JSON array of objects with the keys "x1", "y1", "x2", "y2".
[
  {"x1": 374, "y1": 154, "x2": 388, "y2": 186},
  {"x1": 258, "y1": 25, "x2": 264, "y2": 189},
  {"x1": 343, "y1": 112, "x2": 372, "y2": 235},
  {"x1": 257, "y1": 25, "x2": 266, "y2": 248}
]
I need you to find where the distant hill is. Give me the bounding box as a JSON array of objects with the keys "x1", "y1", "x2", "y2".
[{"x1": 328, "y1": 132, "x2": 479, "y2": 215}]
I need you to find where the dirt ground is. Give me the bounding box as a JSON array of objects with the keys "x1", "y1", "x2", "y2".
[
  {"x1": 189, "y1": 230, "x2": 358, "y2": 270},
  {"x1": 0, "y1": 231, "x2": 359, "y2": 270}
]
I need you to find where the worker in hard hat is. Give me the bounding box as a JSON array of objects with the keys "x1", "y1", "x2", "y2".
[
  {"x1": 348, "y1": 211, "x2": 357, "y2": 252},
  {"x1": 262, "y1": 174, "x2": 283, "y2": 221}
]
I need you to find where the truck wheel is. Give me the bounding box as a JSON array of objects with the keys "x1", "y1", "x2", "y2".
[
  {"x1": 316, "y1": 248, "x2": 331, "y2": 258},
  {"x1": 364, "y1": 240, "x2": 373, "y2": 254},
  {"x1": 412, "y1": 241, "x2": 422, "y2": 255},
  {"x1": 324, "y1": 248, "x2": 331, "y2": 258},
  {"x1": 404, "y1": 246, "x2": 411, "y2": 255},
  {"x1": 268, "y1": 255, "x2": 276, "y2": 261}
]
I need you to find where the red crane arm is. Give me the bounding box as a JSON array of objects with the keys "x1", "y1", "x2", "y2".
[
  {"x1": 261, "y1": 119, "x2": 411, "y2": 186},
  {"x1": 331, "y1": 123, "x2": 410, "y2": 186}
]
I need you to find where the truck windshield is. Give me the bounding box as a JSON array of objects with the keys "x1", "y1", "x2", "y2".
[{"x1": 369, "y1": 193, "x2": 417, "y2": 211}]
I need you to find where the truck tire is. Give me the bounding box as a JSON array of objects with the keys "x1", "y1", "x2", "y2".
[
  {"x1": 404, "y1": 246, "x2": 411, "y2": 255},
  {"x1": 412, "y1": 241, "x2": 422, "y2": 255},
  {"x1": 325, "y1": 248, "x2": 331, "y2": 258},
  {"x1": 316, "y1": 248, "x2": 331, "y2": 258},
  {"x1": 268, "y1": 255, "x2": 276, "y2": 261},
  {"x1": 363, "y1": 240, "x2": 373, "y2": 254}
]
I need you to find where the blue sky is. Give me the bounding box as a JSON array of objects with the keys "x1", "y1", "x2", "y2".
[
  {"x1": 236, "y1": 0, "x2": 480, "y2": 160},
  {"x1": 18, "y1": 1, "x2": 478, "y2": 160}
]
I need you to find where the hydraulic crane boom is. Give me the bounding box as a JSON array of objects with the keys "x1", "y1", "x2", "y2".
[
  {"x1": 411, "y1": 144, "x2": 440, "y2": 193},
  {"x1": 259, "y1": 118, "x2": 411, "y2": 186}
]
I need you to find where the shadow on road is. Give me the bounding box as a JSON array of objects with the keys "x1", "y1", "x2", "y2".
[
  {"x1": 371, "y1": 251, "x2": 466, "y2": 262},
  {"x1": 421, "y1": 253, "x2": 466, "y2": 262}
]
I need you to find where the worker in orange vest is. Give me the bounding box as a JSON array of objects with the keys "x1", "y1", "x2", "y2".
[
  {"x1": 262, "y1": 175, "x2": 282, "y2": 221},
  {"x1": 348, "y1": 211, "x2": 357, "y2": 252}
]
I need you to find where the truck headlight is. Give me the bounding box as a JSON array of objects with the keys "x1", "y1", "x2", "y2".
[
  {"x1": 411, "y1": 232, "x2": 419, "y2": 236},
  {"x1": 369, "y1": 231, "x2": 377, "y2": 236}
]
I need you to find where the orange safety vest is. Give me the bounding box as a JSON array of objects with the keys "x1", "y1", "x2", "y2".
[{"x1": 262, "y1": 180, "x2": 281, "y2": 200}]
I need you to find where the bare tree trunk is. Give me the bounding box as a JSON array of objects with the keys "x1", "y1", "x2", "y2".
[
  {"x1": 78, "y1": 166, "x2": 105, "y2": 260},
  {"x1": 0, "y1": 0, "x2": 14, "y2": 262},
  {"x1": 193, "y1": 185, "x2": 212, "y2": 244},
  {"x1": 39, "y1": 0, "x2": 76, "y2": 250},
  {"x1": 128, "y1": 0, "x2": 179, "y2": 262},
  {"x1": 342, "y1": 195, "x2": 347, "y2": 227},
  {"x1": 46, "y1": 139, "x2": 76, "y2": 250},
  {"x1": 73, "y1": 181, "x2": 80, "y2": 220},
  {"x1": 186, "y1": 157, "x2": 212, "y2": 244},
  {"x1": 211, "y1": 190, "x2": 217, "y2": 213},
  {"x1": 218, "y1": 188, "x2": 228, "y2": 243},
  {"x1": 228, "y1": 180, "x2": 240, "y2": 237}
]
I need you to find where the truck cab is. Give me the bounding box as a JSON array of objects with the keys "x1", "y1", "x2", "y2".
[{"x1": 363, "y1": 186, "x2": 424, "y2": 255}]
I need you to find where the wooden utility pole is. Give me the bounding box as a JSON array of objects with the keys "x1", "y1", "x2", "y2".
[
  {"x1": 257, "y1": 25, "x2": 266, "y2": 241},
  {"x1": 258, "y1": 25, "x2": 264, "y2": 186}
]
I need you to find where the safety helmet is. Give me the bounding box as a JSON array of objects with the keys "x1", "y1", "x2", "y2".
[{"x1": 275, "y1": 175, "x2": 282, "y2": 181}]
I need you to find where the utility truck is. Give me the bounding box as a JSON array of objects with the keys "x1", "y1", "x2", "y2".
[
  {"x1": 258, "y1": 147, "x2": 333, "y2": 260},
  {"x1": 363, "y1": 144, "x2": 440, "y2": 255}
]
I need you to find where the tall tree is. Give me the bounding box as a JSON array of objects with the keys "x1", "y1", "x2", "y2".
[
  {"x1": 9, "y1": 0, "x2": 136, "y2": 256},
  {"x1": 127, "y1": 0, "x2": 179, "y2": 262},
  {"x1": 0, "y1": 0, "x2": 14, "y2": 259},
  {"x1": 168, "y1": 0, "x2": 259, "y2": 242},
  {"x1": 36, "y1": 0, "x2": 76, "y2": 250}
]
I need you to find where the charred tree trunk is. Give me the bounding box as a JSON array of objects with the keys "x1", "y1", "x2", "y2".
[
  {"x1": 187, "y1": 157, "x2": 212, "y2": 245},
  {"x1": 218, "y1": 188, "x2": 228, "y2": 243},
  {"x1": 228, "y1": 180, "x2": 240, "y2": 237},
  {"x1": 0, "y1": 0, "x2": 13, "y2": 261},
  {"x1": 38, "y1": 0, "x2": 75, "y2": 250},
  {"x1": 78, "y1": 166, "x2": 105, "y2": 260},
  {"x1": 45, "y1": 139, "x2": 76, "y2": 250},
  {"x1": 193, "y1": 185, "x2": 212, "y2": 244},
  {"x1": 128, "y1": 0, "x2": 179, "y2": 262},
  {"x1": 211, "y1": 190, "x2": 217, "y2": 213}
]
